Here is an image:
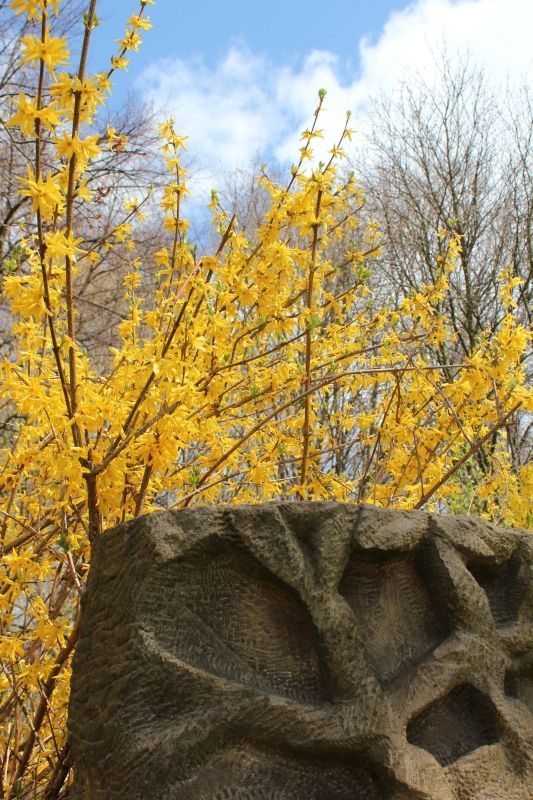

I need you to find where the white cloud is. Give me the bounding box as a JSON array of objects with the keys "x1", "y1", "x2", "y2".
[
  {"x1": 139, "y1": 46, "x2": 350, "y2": 178},
  {"x1": 357, "y1": 0, "x2": 533, "y2": 96},
  {"x1": 139, "y1": 0, "x2": 533, "y2": 189},
  {"x1": 158, "y1": 48, "x2": 278, "y2": 168}
]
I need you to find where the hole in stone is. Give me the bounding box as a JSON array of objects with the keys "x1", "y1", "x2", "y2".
[
  {"x1": 407, "y1": 683, "x2": 499, "y2": 766},
  {"x1": 468, "y1": 553, "x2": 525, "y2": 626},
  {"x1": 141, "y1": 540, "x2": 330, "y2": 704},
  {"x1": 338, "y1": 548, "x2": 450, "y2": 685}
]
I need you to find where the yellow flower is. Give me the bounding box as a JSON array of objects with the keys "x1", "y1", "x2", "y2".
[
  {"x1": 7, "y1": 95, "x2": 62, "y2": 136},
  {"x1": 129, "y1": 14, "x2": 152, "y2": 31},
  {"x1": 154, "y1": 247, "x2": 169, "y2": 266},
  {"x1": 44, "y1": 230, "x2": 83, "y2": 264},
  {"x1": 54, "y1": 132, "x2": 101, "y2": 166},
  {"x1": 33, "y1": 617, "x2": 66, "y2": 648},
  {"x1": 158, "y1": 122, "x2": 188, "y2": 150},
  {"x1": 124, "y1": 272, "x2": 141, "y2": 291},
  {"x1": 96, "y1": 72, "x2": 113, "y2": 94},
  {"x1": 86, "y1": 250, "x2": 100, "y2": 266},
  {"x1": 3, "y1": 273, "x2": 47, "y2": 319},
  {"x1": 111, "y1": 55, "x2": 130, "y2": 70},
  {"x1": 49, "y1": 71, "x2": 75, "y2": 105},
  {"x1": 116, "y1": 30, "x2": 142, "y2": 52},
  {"x1": 10, "y1": 0, "x2": 60, "y2": 20},
  {"x1": 75, "y1": 177, "x2": 94, "y2": 202},
  {"x1": 18, "y1": 165, "x2": 64, "y2": 220},
  {"x1": 49, "y1": 74, "x2": 103, "y2": 119},
  {"x1": 7, "y1": 93, "x2": 37, "y2": 136},
  {"x1": 21, "y1": 32, "x2": 69, "y2": 74},
  {"x1": 0, "y1": 634, "x2": 26, "y2": 661},
  {"x1": 38, "y1": 101, "x2": 62, "y2": 131}
]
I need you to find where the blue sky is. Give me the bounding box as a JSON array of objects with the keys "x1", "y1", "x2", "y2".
[
  {"x1": 87, "y1": 0, "x2": 533, "y2": 191},
  {"x1": 90, "y1": 0, "x2": 410, "y2": 104}
]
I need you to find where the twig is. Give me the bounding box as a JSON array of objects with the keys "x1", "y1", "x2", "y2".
[
  {"x1": 414, "y1": 403, "x2": 522, "y2": 508},
  {"x1": 63, "y1": 0, "x2": 98, "y2": 425},
  {"x1": 300, "y1": 189, "x2": 322, "y2": 488},
  {"x1": 43, "y1": 742, "x2": 72, "y2": 800},
  {"x1": 5, "y1": 624, "x2": 79, "y2": 800},
  {"x1": 134, "y1": 463, "x2": 153, "y2": 517}
]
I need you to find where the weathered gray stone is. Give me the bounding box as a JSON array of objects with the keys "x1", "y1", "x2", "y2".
[{"x1": 68, "y1": 503, "x2": 533, "y2": 799}]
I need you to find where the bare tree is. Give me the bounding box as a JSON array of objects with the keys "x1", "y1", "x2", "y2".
[
  {"x1": 505, "y1": 85, "x2": 533, "y2": 331},
  {"x1": 359, "y1": 57, "x2": 532, "y2": 354},
  {"x1": 355, "y1": 57, "x2": 532, "y2": 470}
]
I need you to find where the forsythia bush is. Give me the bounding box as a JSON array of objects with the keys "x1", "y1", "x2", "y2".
[{"x1": 0, "y1": 1, "x2": 531, "y2": 796}]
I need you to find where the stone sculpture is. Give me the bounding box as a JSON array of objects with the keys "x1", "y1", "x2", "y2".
[{"x1": 69, "y1": 503, "x2": 533, "y2": 799}]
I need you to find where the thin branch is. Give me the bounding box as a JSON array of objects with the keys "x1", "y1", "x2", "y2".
[
  {"x1": 63, "y1": 0, "x2": 98, "y2": 422},
  {"x1": 5, "y1": 624, "x2": 79, "y2": 800},
  {"x1": 414, "y1": 402, "x2": 522, "y2": 508},
  {"x1": 300, "y1": 188, "x2": 322, "y2": 487}
]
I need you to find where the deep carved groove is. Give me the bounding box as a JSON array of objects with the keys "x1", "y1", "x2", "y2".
[
  {"x1": 339, "y1": 550, "x2": 450, "y2": 685},
  {"x1": 468, "y1": 553, "x2": 526, "y2": 626},
  {"x1": 505, "y1": 653, "x2": 533, "y2": 714},
  {"x1": 142, "y1": 541, "x2": 330, "y2": 704}
]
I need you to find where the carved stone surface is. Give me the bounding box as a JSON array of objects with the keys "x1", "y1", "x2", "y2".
[{"x1": 69, "y1": 503, "x2": 533, "y2": 799}]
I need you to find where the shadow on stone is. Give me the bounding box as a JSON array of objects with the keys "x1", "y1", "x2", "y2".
[
  {"x1": 468, "y1": 553, "x2": 526, "y2": 626},
  {"x1": 407, "y1": 683, "x2": 499, "y2": 766},
  {"x1": 174, "y1": 745, "x2": 386, "y2": 800}
]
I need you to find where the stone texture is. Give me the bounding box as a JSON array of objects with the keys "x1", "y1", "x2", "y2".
[{"x1": 68, "y1": 503, "x2": 533, "y2": 799}]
